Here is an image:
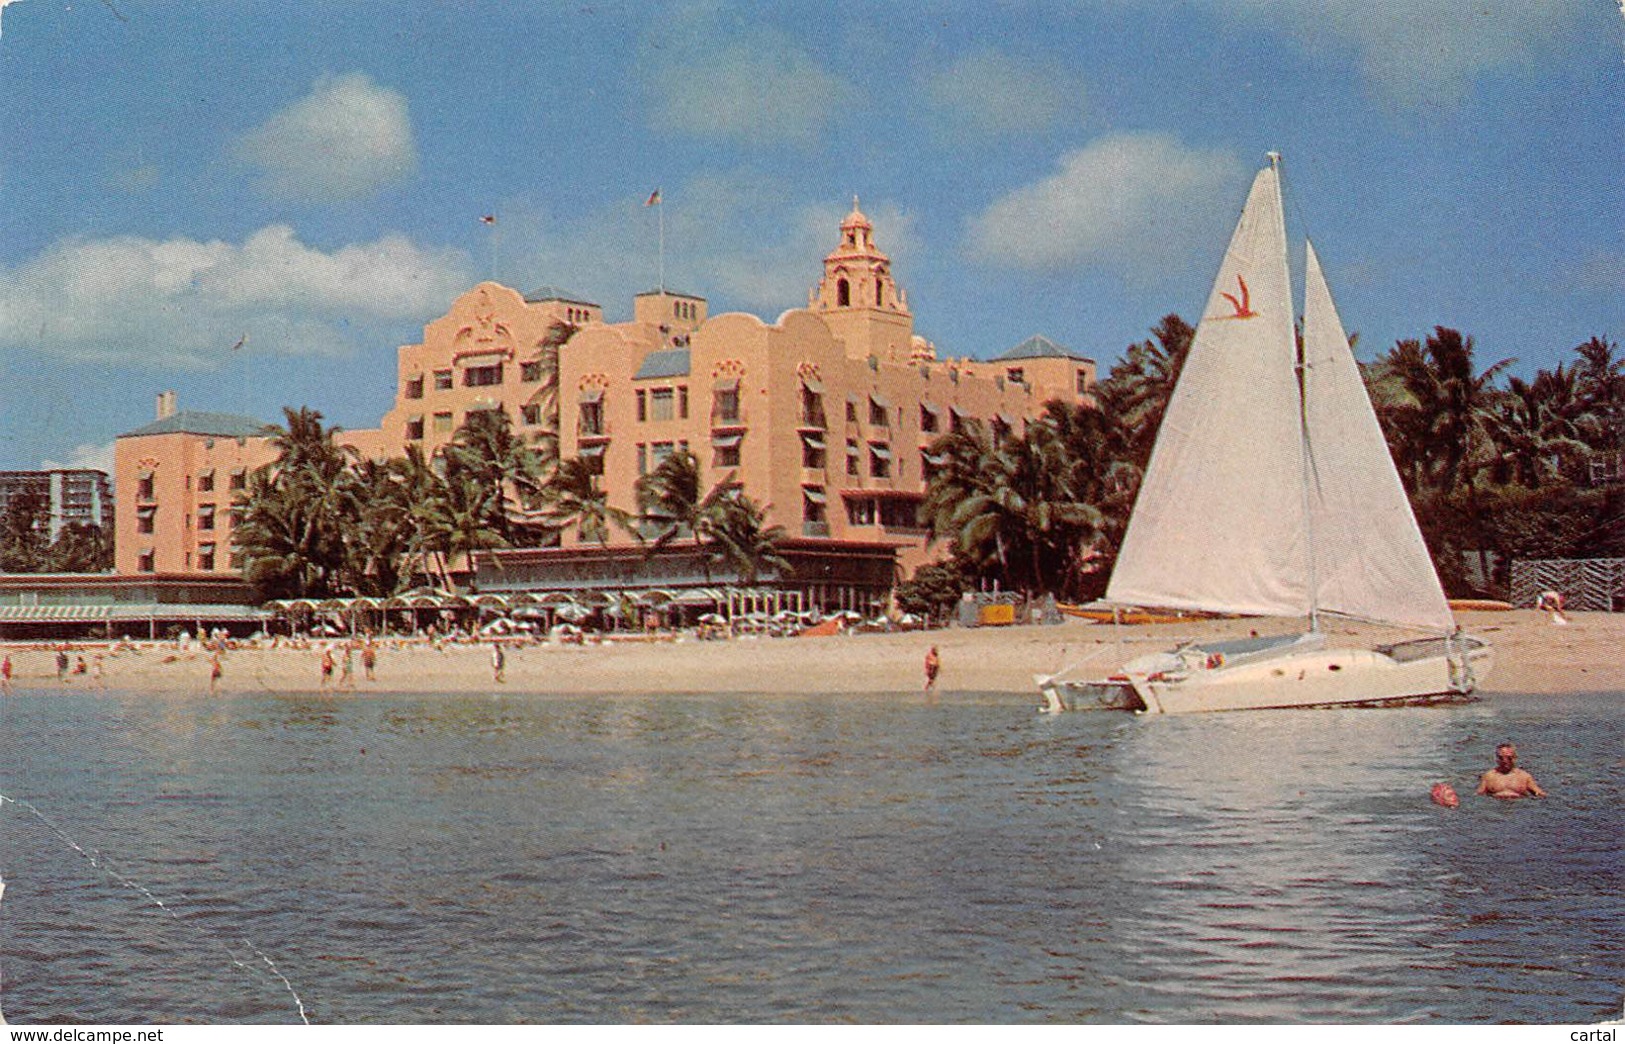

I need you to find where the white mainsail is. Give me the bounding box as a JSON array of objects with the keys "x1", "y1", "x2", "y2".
[
  {"x1": 1106, "y1": 164, "x2": 1309, "y2": 618},
  {"x1": 1302, "y1": 242, "x2": 1455, "y2": 632}
]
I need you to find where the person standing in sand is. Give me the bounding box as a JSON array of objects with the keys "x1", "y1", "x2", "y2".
[
  {"x1": 320, "y1": 648, "x2": 335, "y2": 691},
  {"x1": 491, "y1": 642, "x2": 506, "y2": 684},
  {"x1": 339, "y1": 644, "x2": 356, "y2": 690},
  {"x1": 923, "y1": 645, "x2": 941, "y2": 695},
  {"x1": 209, "y1": 651, "x2": 223, "y2": 696},
  {"x1": 2, "y1": 653, "x2": 13, "y2": 694},
  {"x1": 362, "y1": 642, "x2": 377, "y2": 682},
  {"x1": 92, "y1": 653, "x2": 105, "y2": 689},
  {"x1": 1476, "y1": 743, "x2": 1547, "y2": 799}
]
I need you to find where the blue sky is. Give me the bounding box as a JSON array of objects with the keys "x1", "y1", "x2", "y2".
[{"x1": 1, "y1": 0, "x2": 1620, "y2": 472}]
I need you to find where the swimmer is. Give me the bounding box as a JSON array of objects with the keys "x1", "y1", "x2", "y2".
[{"x1": 1476, "y1": 743, "x2": 1546, "y2": 800}]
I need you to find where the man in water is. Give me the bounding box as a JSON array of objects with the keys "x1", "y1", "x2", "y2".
[{"x1": 1476, "y1": 743, "x2": 1547, "y2": 800}]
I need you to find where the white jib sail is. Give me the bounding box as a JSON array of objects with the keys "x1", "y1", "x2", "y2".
[
  {"x1": 1107, "y1": 163, "x2": 1311, "y2": 618},
  {"x1": 1301, "y1": 242, "x2": 1456, "y2": 633}
]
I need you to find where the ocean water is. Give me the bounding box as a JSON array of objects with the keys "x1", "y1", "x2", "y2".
[{"x1": 0, "y1": 686, "x2": 1619, "y2": 1024}]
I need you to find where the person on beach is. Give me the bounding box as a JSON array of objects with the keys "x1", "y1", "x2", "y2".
[
  {"x1": 209, "y1": 651, "x2": 223, "y2": 696},
  {"x1": 923, "y1": 645, "x2": 941, "y2": 695},
  {"x1": 2, "y1": 653, "x2": 13, "y2": 694},
  {"x1": 491, "y1": 642, "x2": 506, "y2": 684},
  {"x1": 1476, "y1": 743, "x2": 1546, "y2": 800},
  {"x1": 320, "y1": 648, "x2": 335, "y2": 691},
  {"x1": 362, "y1": 642, "x2": 377, "y2": 682},
  {"x1": 56, "y1": 647, "x2": 69, "y2": 683},
  {"x1": 92, "y1": 653, "x2": 105, "y2": 689},
  {"x1": 339, "y1": 644, "x2": 356, "y2": 690},
  {"x1": 1536, "y1": 590, "x2": 1568, "y2": 625}
]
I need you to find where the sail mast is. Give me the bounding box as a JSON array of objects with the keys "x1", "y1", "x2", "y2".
[{"x1": 1278, "y1": 153, "x2": 1321, "y2": 634}]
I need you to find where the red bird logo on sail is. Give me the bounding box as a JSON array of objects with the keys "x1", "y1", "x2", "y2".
[{"x1": 1219, "y1": 275, "x2": 1256, "y2": 318}]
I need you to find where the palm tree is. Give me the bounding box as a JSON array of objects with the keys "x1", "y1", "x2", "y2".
[
  {"x1": 543, "y1": 457, "x2": 634, "y2": 546},
  {"x1": 413, "y1": 453, "x2": 509, "y2": 589},
  {"x1": 634, "y1": 449, "x2": 703, "y2": 549},
  {"x1": 446, "y1": 408, "x2": 546, "y2": 544},
  {"x1": 1096, "y1": 313, "x2": 1195, "y2": 468},
  {"x1": 1371, "y1": 327, "x2": 1513, "y2": 496},
  {"x1": 237, "y1": 407, "x2": 354, "y2": 598},
  {"x1": 1485, "y1": 368, "x2": 1592, "y2": 489},
  {"x1": 700, "y1": 486, "x2": 791, "y2": 584}
]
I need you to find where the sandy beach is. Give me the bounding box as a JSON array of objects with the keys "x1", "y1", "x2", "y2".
[{"x1": 2, "y1": 609, "x2": 1621, "y2": 699}]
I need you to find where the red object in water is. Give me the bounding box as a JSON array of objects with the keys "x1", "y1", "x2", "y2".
[{"x1": 1431, "y1": 782, "x2": 1460, "y2": 808}]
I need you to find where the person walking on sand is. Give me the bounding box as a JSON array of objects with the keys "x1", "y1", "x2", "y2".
[
  {"x1": 209, "y1": 651, "x2": 223, "y2": 696},
  {"x1": 923, "y1": 645, "x2": 941, "y2": 695},
  {"x1": 56, "y1": 647, "x2": 69, "y2": 683},
  {"x1": 2, "y1": 653, "x2": 13, "y2": 694},
  {"x1": 339, "y1": 643, "x2": 356, "y2": 690},
  {"x1": 491, "y1": 642, "x2": 506, "y2": 684},
  {"x1": 362, "y1": 641, "x2": 377, "y2": 682},
  {"x1": 320, "y1": 647, "x2": 335, "y2": 691},
  {"x1": 1476, "y1": 742, "x2": 1547, "y2": 800}
]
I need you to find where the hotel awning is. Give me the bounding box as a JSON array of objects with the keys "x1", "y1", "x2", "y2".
[
  {"x1": 921, "y1": 402, "x2": 943, "y2": 416},
  {"x1": 198, "y1": 468, "x2": 214, "y2": 481},
  {"x1": 712, "y1": 433, "x2": 743, "y2": 448},
  {"x1": 800, "y1": 432, "x2": 825, "y2": 450},
  {"x1": 800, "y1": 377, "x2": 824, "y2": 394},
  {"x1": 950, "y1": 405, "x2": 971, "y2": 419},
  {"x1": 578, "y1": 387, "x2": 604, "y2": 403},
  {"x1": 713, "y1": 376, "x2": 740, "y2": 391},
  {"x1": 578, "y1": 443, "x2": 607, "y2": 458},
  {"x1": 802, "y1": 486, "x2": 827, "y2": 503},
  {"x1": 136, "y1": 505, "x2": 157, "y2": 517},
  {"x1": 869, "y1": 392, "x2": 892, "y2": 410},
  {"x1": 869, "y1": 443, "x2": 892, "y2": 460},
  {"x1": 922, "y1": 451, "x2": 948, "y2": 466},
  {"x1": 996, "y1": 412, "x2": 1018, "y2": 428},
  {"x1": 138, "y1": 469, "x2": 154, "y2": 480}
]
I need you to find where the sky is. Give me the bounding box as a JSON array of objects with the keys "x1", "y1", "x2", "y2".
[{"x1": 0, "y1": 0, "x2": 1620, "y2": 474}]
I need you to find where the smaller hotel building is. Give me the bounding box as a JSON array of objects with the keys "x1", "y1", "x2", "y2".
[{"x1": 114, "y1": 203, "x2": 1096, "y2": 601}]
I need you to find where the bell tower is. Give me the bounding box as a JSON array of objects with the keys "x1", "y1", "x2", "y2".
[{"x1": 809, "y1": 198, "x2": 914, "y2": 363}]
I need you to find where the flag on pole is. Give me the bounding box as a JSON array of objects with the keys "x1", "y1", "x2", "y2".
[
  {"x1": 644, "y1": 189, "x2": 661, "y2": 207},
  {"x1": 480, "y1": 214, "x2": 496, "y2": 225}
]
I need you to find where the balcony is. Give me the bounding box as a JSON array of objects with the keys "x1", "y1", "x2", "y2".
[{"x1": 802, "y1": 521, "x2": 831, "y2": 537}]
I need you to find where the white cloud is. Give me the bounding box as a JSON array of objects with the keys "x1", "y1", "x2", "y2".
[
  {"x1": 1182, "y1": 0, "x2": 1579, "y2": 108},
  {"x1": 640, "y1": 27, "x2": 854, "y2": 146},
  {"x1": 41, "y1": 440, "x2": 115, "y2": 476},
  {"x1": 0, "y1": 225, "x2": 472, "y2": 368},
  {"x1": 920, "y1": 49, "x2": 1085, "y2": 137},
  {"x1": 966, "y1": 132, "x2": 1245, "y2": 278},
  {"x1": 234, "y1": 72, "x2": 417, "y2": 201}
]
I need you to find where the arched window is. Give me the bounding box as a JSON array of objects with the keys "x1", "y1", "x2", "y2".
[
  {"x1": 875, "y1": 280, "x2": 883, "y2": 306},
  {"x1": 837, "y1": 278, "x2": 850, "y2": 307}
]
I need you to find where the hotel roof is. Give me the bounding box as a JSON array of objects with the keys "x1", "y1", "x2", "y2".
[
  {"x1": 993, "y1": 334, "x2": 1093, "y2": 363},
  {"x1": 119, "y1": 411, "x2": 268, "y2": 439},
  {"x1": 523, "y1": 285, "x2": 598, "y2": 306},
  {"x1": 633, "y1": 348, "x2": 692, "y2": 380}
]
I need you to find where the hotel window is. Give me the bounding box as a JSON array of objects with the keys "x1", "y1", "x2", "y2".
[
  {"x1": 847, "y1": 497, "x2": 876, "y2": 526},
  {"x1": 406, "y1": 416, "x2": 425, "y2": 440},
  {"x1": 636, "y1": 443, "x2": 648, "y2": 475},
  {"x1": 581, "y1": 445, "x2": 606, "y2": 477},
  {"x1": 137, "y1": 506, "x2": 156, "y2": 535},
  {"x1": 800, "y1": 383, "x2": 825, "y2": 427},
  {"x1": 652, "y1": 441, "x2": 674, "y2": 467},
  {"x1": 803, "y1": 487, "x2": 827, "y2": 526},
  {"x1": 837, "y1": 278, "x2": 850, "y2": 306},
  {"x1": 229, "y1": 551, "x2": 245, "y2": 570},
  {"x1": 922, "y1": 451, "x2": 944, "y2": 484},
  {"x1": 1077, "y1": 369, "x2": 1090, "y2": 394},
  {"x1": 230, "y1": 507, "x2": 245, "y2": 528},
  {"x1": 713, "y1": 433, "x2": 742, "y2": 468},
  {"x1": 1006, "y1": 367, "x2": 1025, "y2": 385},
  {"x1": 801, "y1": 432, "x2": 826, "y2": 469},
  {"x1": 198, "y1": 469, "x2": 215, "y2": 493},
  {"x1": 434, "y1": 369, "x2": 454, "y2": 391},
  {"x1": 713, "y1": 381, "x2": 741, "y2": 423},
  {"x1": 521, "y1": 361, "x2": 544, "y2": 382},
  {"x1": 678, "y1": 385, "x2": 689, "y2": 418},
  {"x1": 230, "y1": 468, "x2": 247, "y2": 491},
  {"x1": 920, "y1": 405, "x2": 939, "y2": 433},
  {"x1": 579, "y1": 400, "x2": 605, "y2": 436},
  {"x1": 433, "y1": 411, "x2": 454, "y2": 434},
  {"x1": 138, "y1": 549, "x2": 155, "y2": 573},
  {"x1": 845, "y1": 397, "x2": 858, "y2": 423},
  {"x1": 650, "y1": 387, "x2": 675, "y2": 421},
  {"x1": 846, "y1": 439, "x2": 860, "y2": 476},
  {"x1": 198, "y1": 545, "x2": 216, "y2": 572},
  {"x1": 636, "y1": 389, "x2": 647, "y2": 422},
  {"x1": 405, "y1": 376, "x2": 425, "y2": 399},
  {"x1": 138, "y1": 472, "x2": 155, "y2": 501},
  {"x1": 464, "y1": 364, "x2": 503, "y2": 387},
  {"x1": 869, "y1": 443, "x2": 892, "y2": 479},
  {"x1": 197, "y1": 504, "x2": 216, "y2": 531},
  {"x1": 869, "y1": 396, "x2": 889, "y2": 427},
  {"x1": 520, "y1": 403, "x2": 541, "y2": 426}
]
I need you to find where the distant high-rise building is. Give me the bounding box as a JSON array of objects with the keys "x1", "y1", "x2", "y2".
[{"x1": 0, "y1": 469, "x2": 114, "y2": 542}]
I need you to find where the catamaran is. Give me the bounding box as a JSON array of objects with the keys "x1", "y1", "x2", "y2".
[{"x1": 1037, "y1": 154, "x2": 1491, "y2": 715}]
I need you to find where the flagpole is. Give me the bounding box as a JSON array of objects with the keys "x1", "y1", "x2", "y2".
[{"x1": 658, "y1": 196, "x2": 665, "y2": 293}]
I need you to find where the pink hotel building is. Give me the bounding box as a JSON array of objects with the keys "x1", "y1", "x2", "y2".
[{"x1": 115, "y1": 203, "x2": 1096, "y2": 602}]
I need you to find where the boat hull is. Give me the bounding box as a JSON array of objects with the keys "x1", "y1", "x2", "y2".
[{"x1": 1040, "y1": 634, "x2": 1493, "y2": 715}]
